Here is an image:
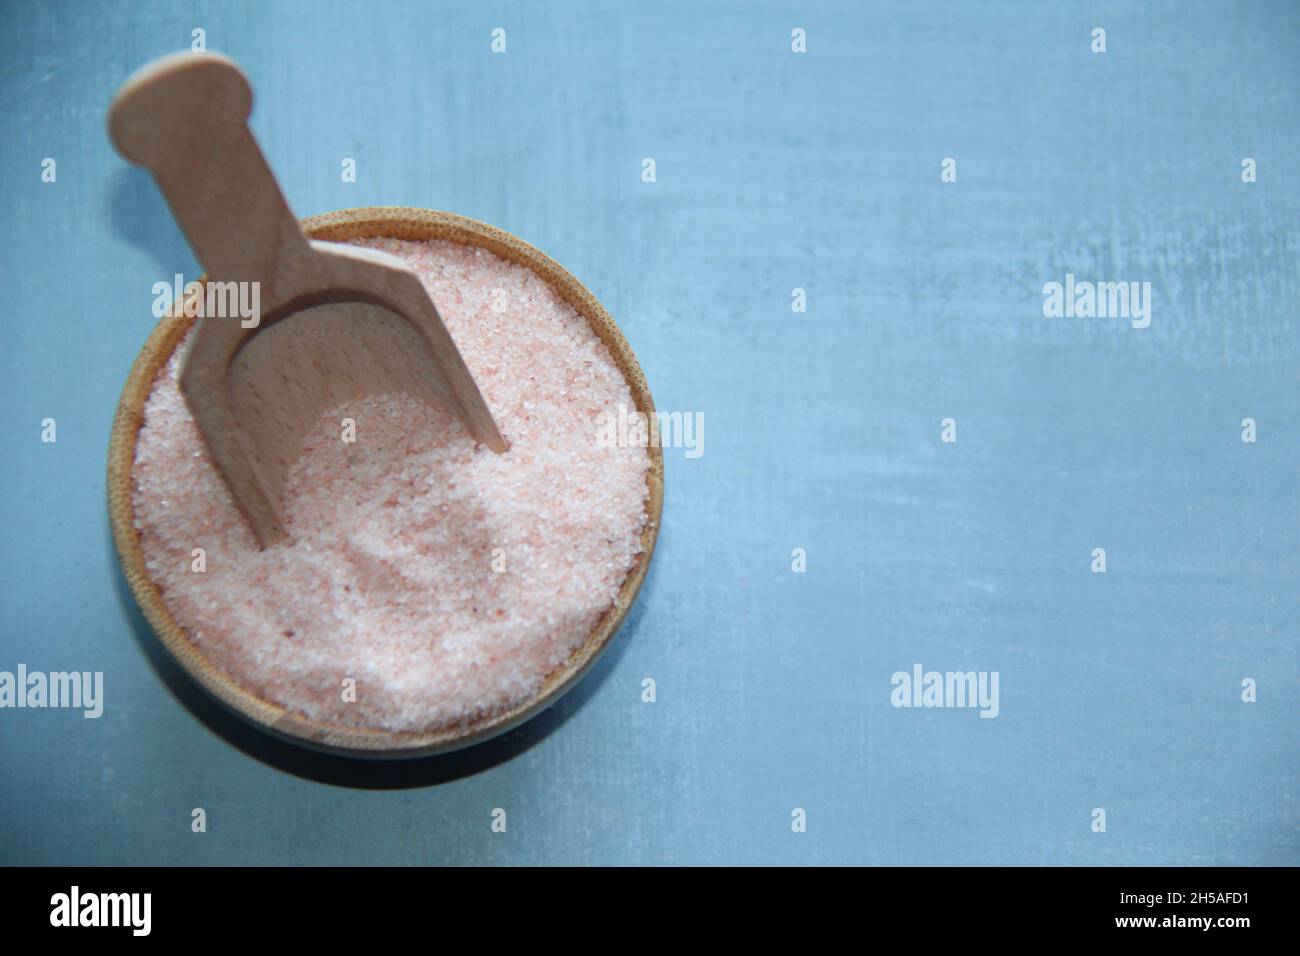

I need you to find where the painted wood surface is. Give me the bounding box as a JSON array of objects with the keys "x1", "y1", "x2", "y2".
[{"x1": 0, "y1": 0, "x2": 1295, "y2": 865}]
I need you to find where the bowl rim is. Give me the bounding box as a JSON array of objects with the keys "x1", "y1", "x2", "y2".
[{"x1": 107, "y1": 205, "x2": 664, "y2": 758}]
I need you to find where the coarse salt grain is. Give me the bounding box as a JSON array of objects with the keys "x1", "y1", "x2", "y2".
[{"x1": 132, "y1": 237, "x2": 650, "y2": 733}]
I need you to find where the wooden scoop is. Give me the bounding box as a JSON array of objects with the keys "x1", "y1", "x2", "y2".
[{"x1": 108, "y1": 52, "x2": 506, "y2": 547}]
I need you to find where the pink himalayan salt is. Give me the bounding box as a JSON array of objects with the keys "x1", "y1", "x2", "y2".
[{"x1": 132, "y1": 238, "x2": 650, "y2": 734}]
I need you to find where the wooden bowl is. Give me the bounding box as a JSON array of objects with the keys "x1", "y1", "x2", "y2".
[{"x1": 107, "y1": 206, "x2": 664, "y2": 758}]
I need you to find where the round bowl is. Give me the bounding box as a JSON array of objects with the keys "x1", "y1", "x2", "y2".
[{"x1": 108, "y1": 206, "x2": 664, "y2": 758}]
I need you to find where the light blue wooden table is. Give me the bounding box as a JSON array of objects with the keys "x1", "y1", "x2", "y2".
[{"x1": 1, "y1": 0, "x2": 1295, "y2": 865}]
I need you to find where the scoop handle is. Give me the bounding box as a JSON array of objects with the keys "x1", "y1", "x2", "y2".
[
  {"x1": 108, "y1": 52, "x2": 509, "y2": 549},
  {"x1": 108, "y1": 52, "x2": 310, "y2": 289}
]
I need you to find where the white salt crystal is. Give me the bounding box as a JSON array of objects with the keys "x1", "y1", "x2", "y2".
[{"x1": 131, "y1": 238, "x2": 650, "y2": 733}]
